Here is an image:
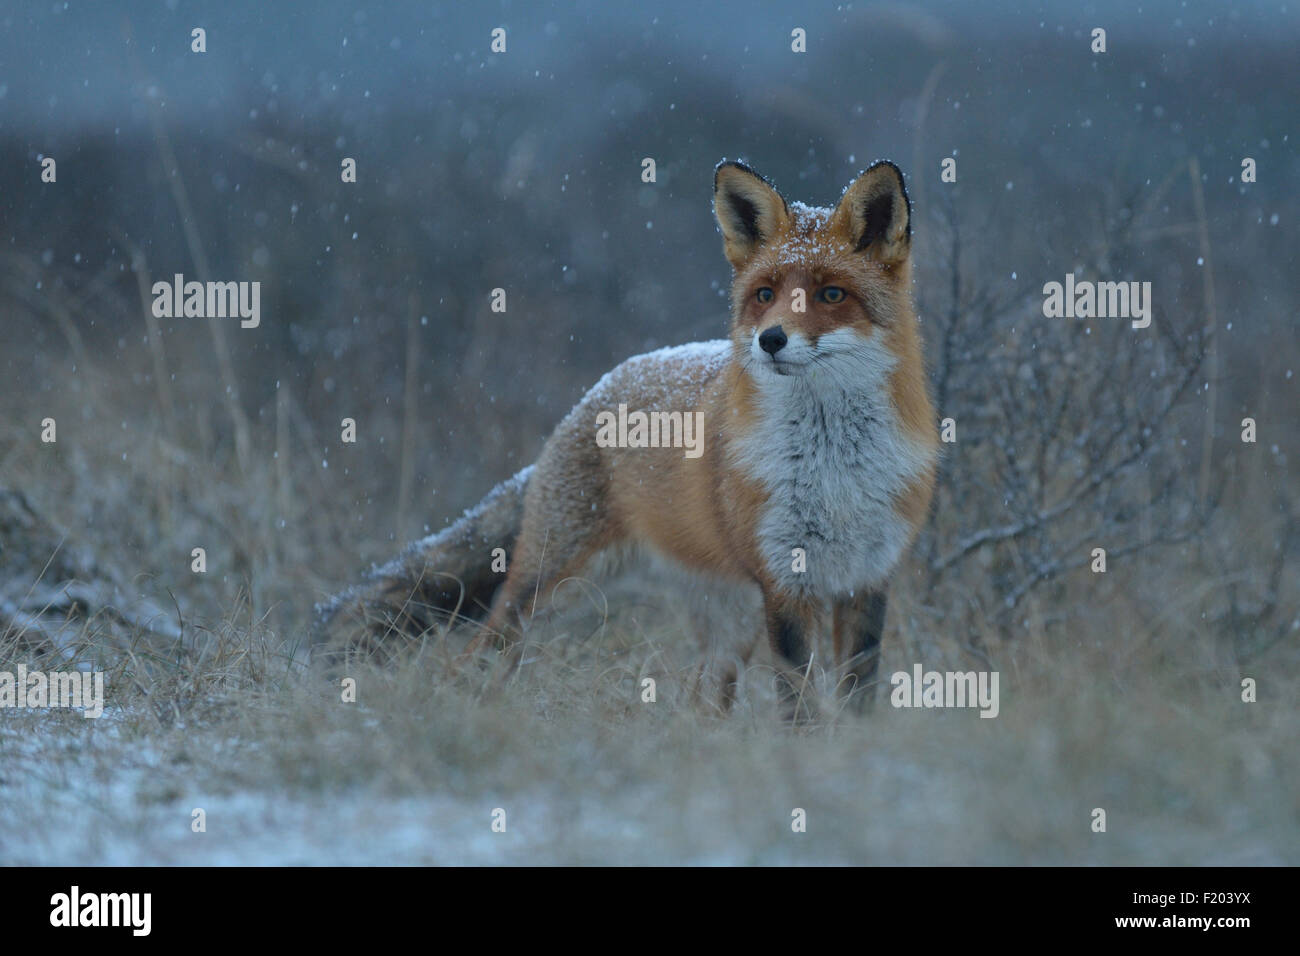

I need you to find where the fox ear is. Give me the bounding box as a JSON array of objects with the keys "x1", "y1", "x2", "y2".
[
  {"x1": 713, "y1": 161, "x2": 789, "y2": 270},
  {"x1": 831, "y1": 161, "x2": 911, "y2": 266}
]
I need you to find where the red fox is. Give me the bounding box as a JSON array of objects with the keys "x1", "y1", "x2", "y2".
[{"x1": 317, "y1": 160, "x2": 939, "y2": 718}]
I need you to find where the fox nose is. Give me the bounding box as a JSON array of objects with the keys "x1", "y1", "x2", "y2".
[{"x1": 758, "y1": 325, "x2": 788, "y2": 356}]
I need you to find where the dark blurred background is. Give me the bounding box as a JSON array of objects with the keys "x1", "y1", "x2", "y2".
[{"x1": 1, "y1": 1, "x2": 1295, "y2": 645}]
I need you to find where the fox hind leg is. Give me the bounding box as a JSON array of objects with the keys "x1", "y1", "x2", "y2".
[
  {"x1": 692, "y1": 624, "x2": 761, "y2": 715},
  {"x1": 462, "y1": 531, "x2": 607, "y2": 675},
  {"x1": 465, "y1": 450, "x2": 620, "y2": 676}
]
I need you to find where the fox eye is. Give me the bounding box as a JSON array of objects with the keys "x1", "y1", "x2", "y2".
[
  {"x1": 755, "y1": 287, "x2": 774, "y2": 304},
  {"x1": 819, "y1": 286, "x2": 846, "y2": 304}
]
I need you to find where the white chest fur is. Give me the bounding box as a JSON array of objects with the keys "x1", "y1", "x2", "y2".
[{"x1": 730, "y1": 331, "x2": 932, "y2": 599}]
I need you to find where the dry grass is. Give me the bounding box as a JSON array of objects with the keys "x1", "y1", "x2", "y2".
[
  {"x1": 1, "y1": 336, "x2": 1297, "y2": 865},
  {"x1": 2, "y1": 186, "x2": 1297, "y2": 864},
  {"x1": 2, "y1": 607, "x2": 1296, "y2": 864}
]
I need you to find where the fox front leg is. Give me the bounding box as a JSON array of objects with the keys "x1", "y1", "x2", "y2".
[
  {"x1": 762, "y1": 592, "x2": 818, "y2": 724},
  {"x1": 832, "y1": 589, "x2": 887, "y2": 711}
]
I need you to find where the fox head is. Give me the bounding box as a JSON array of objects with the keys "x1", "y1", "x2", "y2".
[{"x1": 713, "y1": 160, "x2": 917, "y2": 387}]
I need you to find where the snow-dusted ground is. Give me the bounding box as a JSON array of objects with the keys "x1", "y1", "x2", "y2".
[
  {"x1": 3, "y1": 665, "x2": 1295, "y2": 866},
  {"x1": 0, "y1": 715, "x2": 743, "y2": 865}
]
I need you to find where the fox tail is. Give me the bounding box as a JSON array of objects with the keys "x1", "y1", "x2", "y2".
[{"x1": 312, "y1": 466, "x2": 531, "y2": 660}]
